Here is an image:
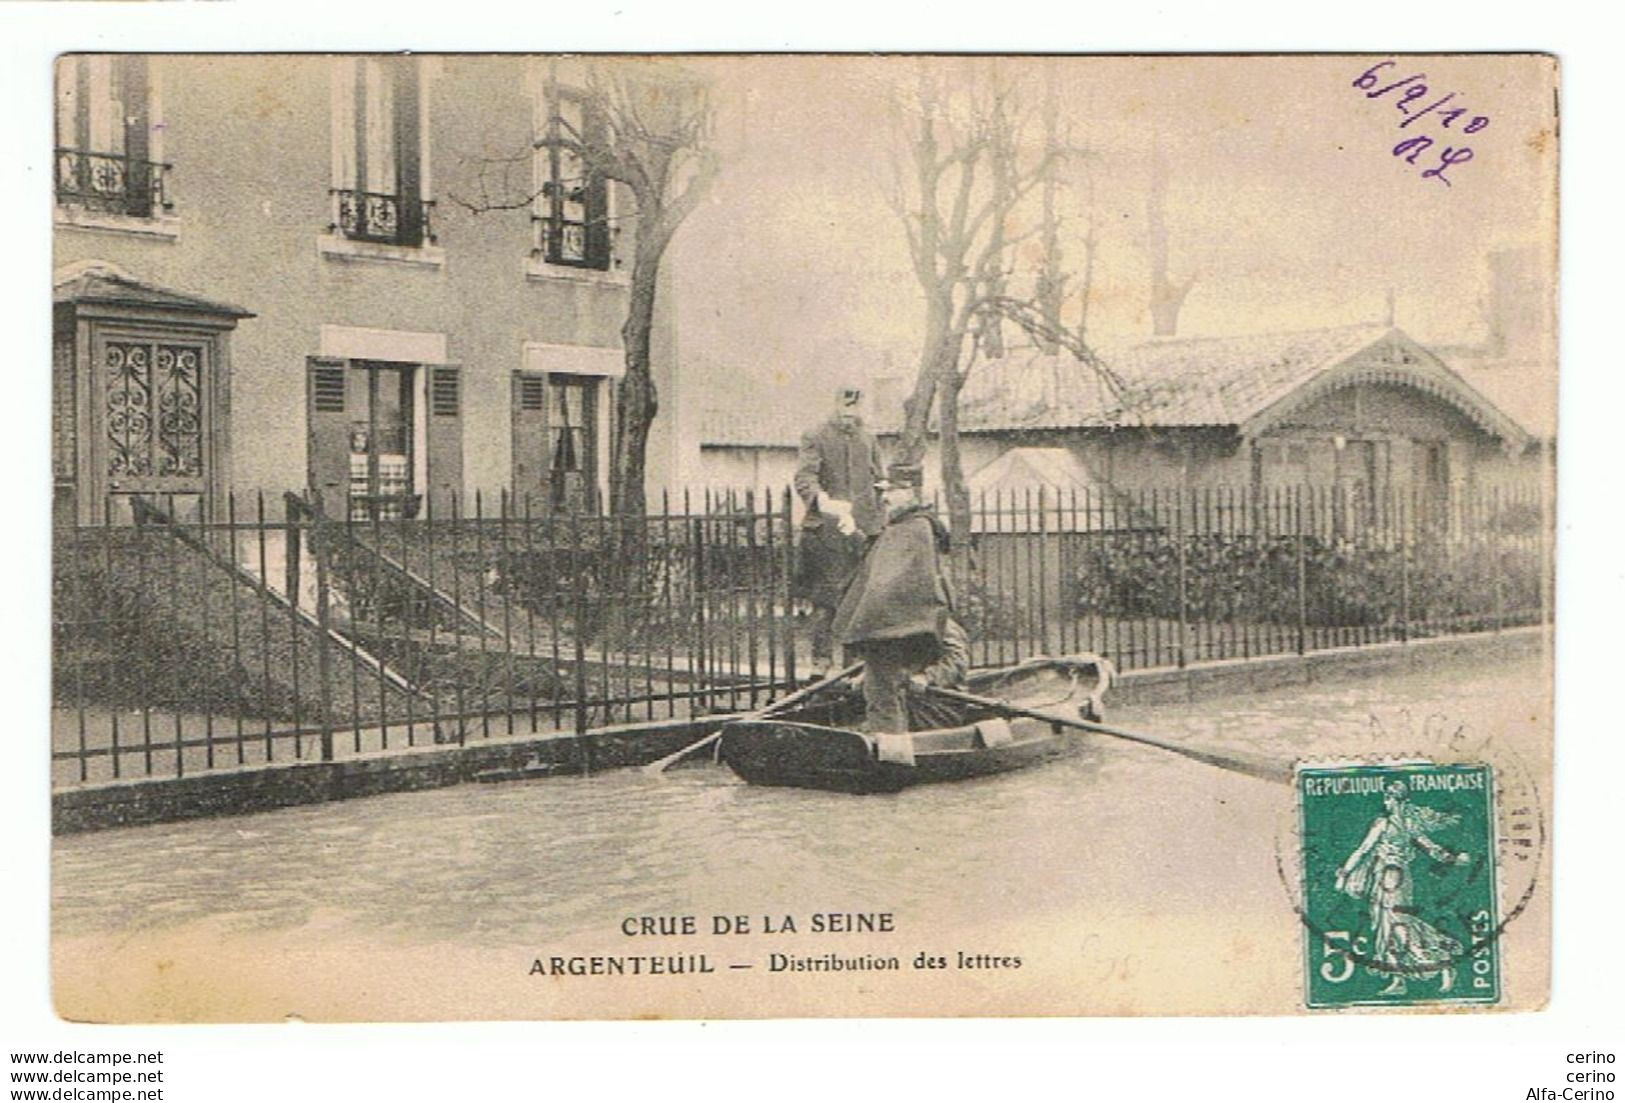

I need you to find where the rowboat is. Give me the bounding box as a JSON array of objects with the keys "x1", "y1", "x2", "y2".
[{"x1": 718, "y1": 654, "x2": 1113, "y2": 794}]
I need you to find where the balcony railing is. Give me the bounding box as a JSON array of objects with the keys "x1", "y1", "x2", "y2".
[
  {"x1": 55, "y1": 148, "x2": 172, "y2": 219},
  {"x1": 329, "y1": 188, "x2": 436, "y2": 248},
  {"x1": 531, "y1": 212, "x2": 618, "y2": 271}
]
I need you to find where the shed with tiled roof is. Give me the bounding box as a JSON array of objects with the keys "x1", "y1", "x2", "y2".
[{"x1": 695, "y1": 325, "x2": 1546, "y2": 503}]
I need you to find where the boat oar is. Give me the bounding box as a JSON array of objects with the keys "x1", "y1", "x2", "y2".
[
  {"x1": 922, "y1": 685, "x2": 1293, "y2": 785},
  {"x1": 642, "y1": 662, "x2": 864, "y2": 776}
]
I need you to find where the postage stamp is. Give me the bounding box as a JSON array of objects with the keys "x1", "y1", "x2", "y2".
[{"x1": 1298, "y1": 762, "x2": 1500, "y2": 1008}]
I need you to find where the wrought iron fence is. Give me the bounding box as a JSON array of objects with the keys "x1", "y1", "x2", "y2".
[
  {"x1": 50, "y1": 481, "x2": 1549, "y2": 789},
  {"x1": 957, "y1": 481, "x2": 1550, "y2": 671},
  {"x1": 52, "y1": 488, "x2": 798, "y2": 788}
]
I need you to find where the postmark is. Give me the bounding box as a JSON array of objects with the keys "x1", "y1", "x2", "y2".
[
  {"x1": 1272, "y1": 700, "x2": 1548, "y2": 1011},
  {"x1": 1297, "y1": 762, "x2": 1501, "y2": 1007}
]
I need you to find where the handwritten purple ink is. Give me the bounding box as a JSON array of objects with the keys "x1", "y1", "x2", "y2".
[{"x1": 1352, "y1": 59, "x2": 1489, "y2": 186}]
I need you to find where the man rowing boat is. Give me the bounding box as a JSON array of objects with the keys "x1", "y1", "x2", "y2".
[{"x1": 831, "y1": 461, "x2": 969, "y2": 733}]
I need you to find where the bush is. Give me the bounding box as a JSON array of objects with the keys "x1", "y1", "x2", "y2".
[
  {"x1": 957, "y1": 574, "x2": 1033, "y2": 640},
  {"x1": 1074, "y1": 531, "x2": 1543, "y2": 629}
]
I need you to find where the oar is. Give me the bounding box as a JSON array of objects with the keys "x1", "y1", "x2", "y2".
[
  {"x1": 642, "y1": 661, "x2": 863, "y2": 776},
  {"x1": 923, "y1": 685, "x2": 1293, "y2": 785}
]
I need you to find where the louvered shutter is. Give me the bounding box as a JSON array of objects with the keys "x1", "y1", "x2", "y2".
[
  {"x1": 392, "y1": 59, "x2": 423, "y2": 247},
  {"x1": 425, "y1": 364, "x2": 464, "y2": 518},
  {"x1": 511, "y1": 372, "x2": 549, "y2": 511},
  {"x1": 120, "y1": 57, "x2": 153, "y2": 218},
  {"x1": 306, "y1": 356, "x2": 351, "y2": 500}
]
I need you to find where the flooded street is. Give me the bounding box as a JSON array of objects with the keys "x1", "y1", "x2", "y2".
[{"x1": 52, "y1": 651, "x2": 1550, "y2": 1020}]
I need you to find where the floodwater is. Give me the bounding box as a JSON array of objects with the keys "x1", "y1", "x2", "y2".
[{"x1": 51, "y1": 651, "x2": 1550, "y2": 1019}]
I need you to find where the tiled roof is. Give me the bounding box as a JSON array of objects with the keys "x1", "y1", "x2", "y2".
[
  {"x1": 697, "y1": 324, "x2": 1541, "y2": 448},
  {"x1": 954, "y1": 324, "x2": 1392, "y2": 432}
]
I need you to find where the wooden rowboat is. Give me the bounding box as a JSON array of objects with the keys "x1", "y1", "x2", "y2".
[{"x1": 718, "y1": 654, "x2": 1113, "y2": 794}]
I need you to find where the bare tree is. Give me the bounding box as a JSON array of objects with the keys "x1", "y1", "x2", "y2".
[
  {"x1": 1073, "y1": 159, "x2": 1100, "y2": 346},
  {"x1": 885, "y1": 64, "x2": 1113, "y2": 557},
  {"x1": 451, "y1": 60, "x2": 718, "y2": 516},
  {"x1": 1147, "y1": 147, "x2": 1197, "y2": 338},
  {"x1": 1033, "y1": 63, "x2": 1066, "y2": 353}
]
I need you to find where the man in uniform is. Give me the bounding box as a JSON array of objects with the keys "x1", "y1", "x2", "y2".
[
  {"x1": 793, "y1": 383, "x2": 885, "y2": 676},
  {"x1": 831, "y1": 462, "x2": 969, "y2": 733}
]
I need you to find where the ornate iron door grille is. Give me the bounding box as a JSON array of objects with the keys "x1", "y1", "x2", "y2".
[{"x1": 103, "y1": 338, "x2": 205, "y2": 489}]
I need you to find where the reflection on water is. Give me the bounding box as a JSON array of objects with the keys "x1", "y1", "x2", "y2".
[{"x1": 53, "y1": 658, "x2": 1542, "y2": 947}]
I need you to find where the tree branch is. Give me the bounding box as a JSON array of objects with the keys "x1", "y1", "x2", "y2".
[
  {"x1": 445, "y1": 151, "x2": 541, "y2": 214},
  {"x1": 644, "y1": 146, "x2": 720, "y2": 254}
]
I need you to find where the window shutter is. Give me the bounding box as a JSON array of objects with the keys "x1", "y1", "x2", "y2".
[
  {"x1": 121, "y1": 56, "x2": 152, "y2": 218},
  {"x1": 603, "y1": 376, "x2": 618, "y2": 509},
  {"x1": 362, "y1": 60, "x2": 396, "y2": 195},
  {"x1": 425, "y1": 364, "x2": 463, "y2": 518},
  {"x1": 312, "y1": 363, "x2": 346, "y2": 412},
  {"x1": 306, "y1": 356, "x2": 351, "y2": 497},
  {"x1": 581, "y1": 102, "x2": 611, "y2": 269},
  {"x1": 511, "y1": 372, "x2": 549, "y2": 509},
  {"x1": 330, "y1": 59, "x2": 358, "y2": 192},
  {"x1": 56, "y1": 57, "x2": 81, "y2": 154},
  {"x1": 430, "y1": 366, "x2": 460, "y2": 417},
  {"x1": 576, "y1": 377, "x2": 601, "y2": 513},
  {"x1": 86, "y1": 56, "x2": 117, "y2": 155},
  {"x1": 392, "y1": 58, "x2": 423, "y2": 247}
]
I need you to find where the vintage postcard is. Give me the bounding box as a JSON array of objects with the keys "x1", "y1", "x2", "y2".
[{"x1": 48, "y1": 53, "x2": 1556, "y2": 1020}]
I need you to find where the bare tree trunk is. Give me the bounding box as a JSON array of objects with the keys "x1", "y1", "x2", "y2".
[
  {"x1": 1075, "y1": 164, "x2": 1098, "y2": 346},
  {"x1": 1148, "y1": 149, "x2": 1195, "y2": 338},
  {"x1": 611, "y1": 234, "x2": 662, "y2": 517},
  {"x1": 1036, "y1": 65, "x2": 1063, "y2": 352},
  {"x1": 937, "y1": 364, "x2": 972, "y2": 593},
  {"x1": 897, "y1": 288, "x2": 956, "y2": 465},
  {"x1": 451, "y1": 64, "x2": 716, "y2": 521}
]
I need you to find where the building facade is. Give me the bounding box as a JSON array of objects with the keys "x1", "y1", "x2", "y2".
[{"x1": 53, "y1": 55, "x2": 681, "y2": 524}]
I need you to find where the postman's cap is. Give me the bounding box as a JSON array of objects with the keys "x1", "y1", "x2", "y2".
[{"x1": 876, "y1": 462, "x2": 924, "y2": 490}]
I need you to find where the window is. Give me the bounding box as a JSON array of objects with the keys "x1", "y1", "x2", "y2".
[
  {"x1": 309, "y1": 350, "x2": 463, "y2": 520},
  {"x1": 55, "y1": 56, "x2": 170, "y2": 219},
  {"x1": 511, "y1": 370, "x2": 601, "y2": 513},
  {"x1": 546, "y1": 375, "x2": 599, "y2": 511},
  {"x1": 329, "y1": 58, "x2": 432, "y2": 248},
  {"x1": 1253, "y1": 441, "x2": 1311, "y2": 491},
  {"x1": 1416, "y1": 441, "x2": 1452, "y2": 532},
  {"x1": 534, "y1": 78, "x2": 613, "y2": 271},
  {"x1": 1333, "y1": 438, "x2": 1387, "y2": 527},
  {"x1": 346, "y1": 363, "x2": 416, "y2": 520}
]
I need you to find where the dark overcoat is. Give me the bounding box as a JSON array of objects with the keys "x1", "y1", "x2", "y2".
[
  {"x1": 832, "y1": 505, "x2": 952, "y2": 647},
  {"x1": 791, "y1": 416, "x2": 884, "y2": 606}
]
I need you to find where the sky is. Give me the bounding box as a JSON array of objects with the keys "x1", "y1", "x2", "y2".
[{"x1": 662, "y1": 55, "x2": 1558, "y2": 425}]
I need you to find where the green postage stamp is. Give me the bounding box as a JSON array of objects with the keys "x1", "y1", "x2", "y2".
[{"x1": 1298, "y1": 762, "x2": 1500, "y2": 1009}]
